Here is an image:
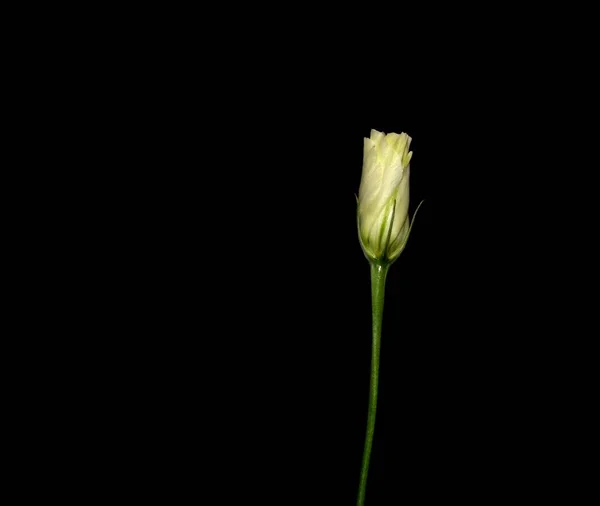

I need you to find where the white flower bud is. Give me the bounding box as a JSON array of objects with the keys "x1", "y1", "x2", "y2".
[{"x1": 358, "y1": 129, "x2": 413, "y2": 262}]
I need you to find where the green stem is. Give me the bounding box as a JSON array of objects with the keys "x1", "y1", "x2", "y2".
[{"x1": 357, "y1": 262, "x2": 389, "y2": 506}]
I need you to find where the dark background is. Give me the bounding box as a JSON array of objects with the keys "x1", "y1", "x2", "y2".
[
  {"x1": 71, "y1": 14, "x2": 596, "y2": 502},
  {"x1": 110, "y1": 76, "x2": 590, "y2": 504},
  {"x1": 181, "y1": 86, "x2": 591, "y2": 503},
  {"x1": 9, "y1": 4, "x2": 596, "y2": 503},
  {"x1": 131, "y1": 92, "x2": 588, "y2": 503},
  {"x1": 229, "y1": 103, "x2": 516, "y2": 504}
]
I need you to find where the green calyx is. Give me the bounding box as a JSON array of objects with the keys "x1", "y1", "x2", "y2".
[{"x1": 357, "y1": 200, "x2": 424, "y2": 265}]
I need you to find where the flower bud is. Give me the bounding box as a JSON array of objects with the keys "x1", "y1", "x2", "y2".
[{"x1": 357, "y1": 129, "x2": 413, "y2": 263}]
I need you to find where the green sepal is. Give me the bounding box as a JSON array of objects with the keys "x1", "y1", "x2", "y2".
[{"x1": 387, "y1": 199, "x2": 425, "y2": 263}]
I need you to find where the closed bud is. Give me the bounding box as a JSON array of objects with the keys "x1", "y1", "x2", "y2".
[{"x1": 357, "y1": 129, "x2": 413, "y2": 263}]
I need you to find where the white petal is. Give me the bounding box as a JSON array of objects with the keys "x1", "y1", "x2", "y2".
[
  {"x1": 370, "y1": 129, "x2": 384, "y2": 143},
  {"x1": 362, "y1": 138, "x2": 377, "y2": 167},
  {"x1": 384, "y1": 132, "x2": 403, "y2": 151},
  {"x1": 388, "y1": 167, "x2": 410, "y2": 244},
  {"x1": 378, "y1": 135, "x2": 394, "y2": 166},
  {"x1": 359, "y1": 138, "x2": 383, "y2": 208},
  {"x1": 378, "y1": 159, "x2": 404, "y2": 205},
  {"x1": 366, "y1": 201, "x2": 391, "y2": 256}
]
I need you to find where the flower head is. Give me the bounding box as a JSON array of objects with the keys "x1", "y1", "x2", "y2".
[{"x1": 358, "y1": 129, "x2": 413, "y2": 262}]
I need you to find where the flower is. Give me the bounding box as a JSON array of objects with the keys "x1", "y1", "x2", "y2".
[{"x1": 358, "y1": 129, "x2": 413, "y2": 263}]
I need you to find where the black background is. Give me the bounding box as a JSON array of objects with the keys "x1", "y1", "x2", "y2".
[
  {"x1": 128, "y1": 91, "x2": 588, "y2": 503},
  {"x1": 8, "y1": 4, "x2": 597, "y2": 503},
  {"x1": 78, "y1": 15, "x2": 596, "y2": 503},
  {"x1": 224, "y1": 102, "x2": 518, "y2": 504}
]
